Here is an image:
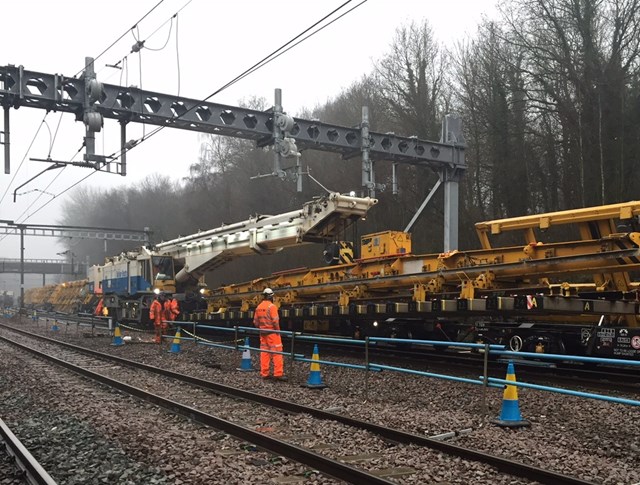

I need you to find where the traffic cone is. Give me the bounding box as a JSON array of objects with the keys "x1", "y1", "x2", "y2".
[
  {"x1": 51, "y1": 320, "x2": 59, "y2": 332},
  {"x1": 111, "y1": 324, "x2": 124, "y2": 346},
  {"x1": 169, "y1": 327, "x2": 182, "y2": 354},
  {"x1": 237, "y1": 337, "x2": 255, "y2": 371},
  {"x1": 304, "y1": 344, "x2": 327, "y2": 389},
  {"x1": 492, "y1": 361, "x2": 530, "y2": 428}
]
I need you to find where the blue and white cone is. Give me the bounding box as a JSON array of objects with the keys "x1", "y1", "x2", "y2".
[
  {"x1": 51, "y1": 320, "x2": 59, "y2": 332},
  {"x1": 111, "y1": 324, "x2": 124, "y2": 346},
  {"x1": 492, "y1": 361, "x2": 530, "y2": 428},
  {"x1": 304, "y1": 344, "x2": 327, "y2": 389},
  {"x1": 237, "y1": 337, "x2": 255, "y2": 371},
  {"x1": 169, "y1": 327, "x2": 182, "y2": 354}
]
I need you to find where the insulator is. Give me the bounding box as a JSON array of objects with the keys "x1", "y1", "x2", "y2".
[
  {"x1": 276, "y1": 113, "x2": 294, "y2": 133},
  {"x1": 87, "y1": 79, "x2": 103, "y2": 104},
  {"x1": 83, "y1": 111, "x2": 103, "y2": 132},
  {"x1": 276, "y1": 137, "x2": 299, "y2": 158}
]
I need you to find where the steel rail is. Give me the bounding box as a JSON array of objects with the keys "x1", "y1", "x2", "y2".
[
  {"x1": 0, "y1": 323, "x2": 595, "y2": 485},
  {"x1": 0, "y1": 332, "x2": 393, "y2": 485},
  {"x1": 0, "y1": 417, "x2": 57, "y2": 485}
]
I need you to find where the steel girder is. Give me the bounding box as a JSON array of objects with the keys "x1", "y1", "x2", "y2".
[{"x1": 0, "y1": 65, "x2": 465, "y2": 168}]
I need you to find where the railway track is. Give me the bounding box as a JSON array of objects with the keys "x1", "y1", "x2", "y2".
[
  {"x1": 0, "y1": 323, "x2": 594, "y2": 484},
  {"x1": 28, "y1": 310, "x2": 640, "y2": 390},
  {"x1": 285, "y1": 335, "x2": 640, "y2": 395},
  {"x1": 0, "y1": 417, "x2": 56, "y2": 485}
]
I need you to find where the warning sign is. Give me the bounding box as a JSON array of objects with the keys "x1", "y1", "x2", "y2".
[{"x1": 632, "y1": 336, "x2": 640, "y2": 350}]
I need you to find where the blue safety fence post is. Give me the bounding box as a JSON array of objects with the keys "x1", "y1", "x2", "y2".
[
  {"x1": 290, "y1": 331, "x2": 297, "y2": 383},
  {"x1": 364, "y1": 336, "x2": 370, "y2": 401},
  {"x1": 492, "y1": 361, "x2": 530, "y2": 428},
  {"x1": 303, "y1": 344, "x2": 327, "y2": 389},
  {"x1": 482, "y1": 342, "x2": 490, "y2": 416},
  {"x1": 237, "y1": 337, "x2": 255, "y2": 372},
  {"x1": 51, "y1": 319, "x2": 59, "y2": 332}
]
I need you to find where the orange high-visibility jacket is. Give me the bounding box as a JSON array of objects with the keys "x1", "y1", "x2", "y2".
[
  {"x1": 253, "y1": 300, "x2": 279, "y2": 331},
  {"x1": 150, "y1": 299, "x2": 171, "y2": 324},
  {"x1": 168, "y1": 298, "x2": 180, "y2": 321},
  {"x1": 94, "y1": 299, "x2": 104, "y2": 316}
]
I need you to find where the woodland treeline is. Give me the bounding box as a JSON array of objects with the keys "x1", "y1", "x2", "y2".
[{"x1": 61, "y1": 0, "x2": 640, "y2": 286}]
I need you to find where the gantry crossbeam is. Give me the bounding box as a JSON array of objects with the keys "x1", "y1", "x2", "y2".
[{"x1": 0, "y1": 65, "x2": 465, "y2": 167}]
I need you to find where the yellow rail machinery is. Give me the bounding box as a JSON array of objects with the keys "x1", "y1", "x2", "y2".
[
  {"x1": 23, "y1": 279, "x2": 96, "y2": 314},
  {"x1": 198, "y1": 202, "x2": 640, "y2": 360},
  {"x1": 23, "y1": 284, "x2": 58, "y2": 311}
]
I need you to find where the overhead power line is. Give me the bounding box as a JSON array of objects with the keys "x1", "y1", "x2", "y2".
[
  {"x1": 18, "y1": 0, "x2": 366, "y2": 224},
  {"x1": 0, "y1": 114, "x2": 48, "y2": 207},
  {"x1": 73, "y1": 0, "x2": 166, "y2": 78},
  {"x1": 106, "y1": 0, "x2": 364, "y2": 159}
]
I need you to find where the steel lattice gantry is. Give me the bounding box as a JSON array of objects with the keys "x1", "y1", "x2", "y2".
[
  {"x1": 0, "y1": 259, "x2": 88, "y2": 276},
  {"x1": 0, "y1": 60, "x2": 466, "y2": 250},
  {"x1": 0, "y1": 225, "x2": 150, "y2": 241},
  {"x1": 0, "y1": 221, "x2": 150, "y2": 307}
]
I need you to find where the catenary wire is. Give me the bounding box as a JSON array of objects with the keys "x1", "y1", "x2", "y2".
[
  {"x1": 18, "y1": 169, "x2": 97, "y2": 222},
  {"x1": 73, "y1": 0, "x2": 166, "y2": 78},
  {"x1": 48, "y1": 113, "x2": 64, "y2": 158},
  {"x1": 142, "y1": 15, "x2": 174, "y2": 51},
  {"x1": 0, "y1": 114, "x2": 49, "y2": 207},
  {"x1": 100, "y1": 0, "x2": 193, "y2": 79},
  {"x1": 18, "y1": 0, "x2": 362, "y2": 223},
  {"x1": 218, "y1": 0, "x2": 368, "y2": 94},
  {"x1": 144, "y1": 0, "x2": 193, "y2": 42},
  {"x1": 175, "y1": 13, "x2": 181, "y2": 95},
  {"x1": 106, "y1": 0, "x2": 359, "y2": 159},
  {"x1": 4, "y1": 0, "x2": 168, "y2": 221},
  {"x1": 12, "y1": 146, "x2": 84, "y2": 225}
]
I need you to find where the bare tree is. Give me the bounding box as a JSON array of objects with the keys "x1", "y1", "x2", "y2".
[{"x1": 500, "y1": 0, "x2": 640, "y2": 206}]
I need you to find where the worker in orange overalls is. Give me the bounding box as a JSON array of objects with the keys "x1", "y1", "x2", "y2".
[
  {"x1": 149, "y1": 291, "x2": 170, "y2": 344},
  {"x1": 253, "y1": 288, "x2": 285, "y2": 380},
  {"x1": 167, "y1": 295, "x2": 180, "y2": 321},
  {"x1": 94, "y1": 299, "x2": 104, "y2": 316}
]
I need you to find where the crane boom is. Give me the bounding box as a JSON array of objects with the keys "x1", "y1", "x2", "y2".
[{"x1": 156, "y1": 192, "x2": 377, "y2": 283}]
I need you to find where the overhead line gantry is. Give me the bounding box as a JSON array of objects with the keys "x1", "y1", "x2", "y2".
[
  {"x1": 0, "y1": 220, "x2": 150, "y2": 308},
  {"x1": 0, "y1": 58, "x2": 466, "y2": 250}
]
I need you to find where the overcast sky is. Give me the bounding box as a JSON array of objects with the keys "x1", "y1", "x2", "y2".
[{"x1": 0, "y1": 0, "x2": 497, "y2": 267}]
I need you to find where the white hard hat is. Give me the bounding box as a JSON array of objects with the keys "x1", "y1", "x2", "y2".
[{"x1": 263, "y1": 288, "x2": 274, "y2": 296}]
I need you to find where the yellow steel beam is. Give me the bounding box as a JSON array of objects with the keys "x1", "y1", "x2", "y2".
[
  {"x1": 475, "y1": 201, "x2": 640, "y2": 248},
  {"x1": 206, "y1": 233, "x2": 640, "y2": 312}
]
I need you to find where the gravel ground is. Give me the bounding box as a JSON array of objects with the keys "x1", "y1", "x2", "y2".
[
  {"x1": 1, "y1": 316, "x2": 639, "y2": 484},
  {"x1": 0, "y1": 432, "x2": 25, "y2": 485}
]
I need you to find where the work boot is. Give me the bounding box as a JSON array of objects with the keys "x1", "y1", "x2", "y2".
[{"x1": 273, "y1": 375, "x2": 288, "y2": 382}]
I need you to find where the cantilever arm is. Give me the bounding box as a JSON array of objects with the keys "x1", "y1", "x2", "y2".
[{"x1": 13, "y1": 160, "x2": 65, "y2": 202}]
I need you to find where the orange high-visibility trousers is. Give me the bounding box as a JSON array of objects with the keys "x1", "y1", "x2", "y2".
[{"x1": 259, "y1": 332, "x2": 283, "y2": 377}]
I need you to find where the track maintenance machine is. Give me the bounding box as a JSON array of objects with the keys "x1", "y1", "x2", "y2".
[
  {"x1": 24, "y1": 199, "x2": 640, "y2": 360},
  {"x1": 194, "y1": 201, "x2": 640, "y2": 360},
  {"x1": 87, "y1": 192, "x2": 377, "y2": 322}
]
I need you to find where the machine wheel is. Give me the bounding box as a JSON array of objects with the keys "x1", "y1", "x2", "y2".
[{"x1": 509, "y1": 335, "x2": 524, "y2": 352}]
